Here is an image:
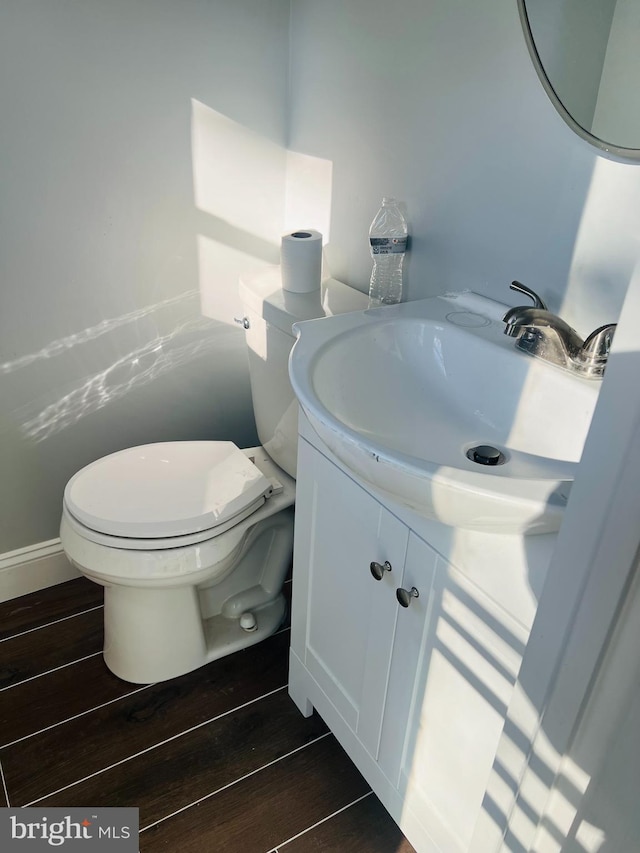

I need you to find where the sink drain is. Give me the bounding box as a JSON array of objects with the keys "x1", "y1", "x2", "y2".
[{"x1": 466, "y1": 445, "x2": 506, "y2": 466}]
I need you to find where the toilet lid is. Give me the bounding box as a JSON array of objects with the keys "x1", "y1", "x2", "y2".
[{"x1": 64, "y1": 442, "x2": 274, "y2": 538}]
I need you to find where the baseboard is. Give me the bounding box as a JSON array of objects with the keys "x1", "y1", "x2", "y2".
[{"x1": 0, "y1": 539, "x2": 80, "y2": 603}]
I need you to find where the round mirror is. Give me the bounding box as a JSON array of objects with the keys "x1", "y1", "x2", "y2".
[{"x1": 519, "y1": 0, "x2": 640, "y2": 160}]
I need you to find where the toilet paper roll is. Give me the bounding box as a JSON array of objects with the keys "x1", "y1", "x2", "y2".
[{"x1": 280, "y1": 229, "x2": 323, "y2": 293}]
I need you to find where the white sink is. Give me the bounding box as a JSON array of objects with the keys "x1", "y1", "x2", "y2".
[{"x1": 289, "y1": 292, "x2": 601, "y2": 534}]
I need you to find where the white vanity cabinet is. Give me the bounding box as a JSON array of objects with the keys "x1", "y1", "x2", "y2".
[
  {"x1": 290, "y1": 436, "x2": 437, "y2": 767},
  {"x1": 289, "y1": 433, "x2": 535, "y2": 853}
]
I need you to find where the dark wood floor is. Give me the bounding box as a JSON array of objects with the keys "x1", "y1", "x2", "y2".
[{"x1": 0, "y1": 578, "x2": 416, "y2": 852}]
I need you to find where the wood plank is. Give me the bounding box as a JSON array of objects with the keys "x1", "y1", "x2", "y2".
[
  {"x1": 139, "y1": 735, "x2": 370, "y2": 853},
  {"x1": 0, "y1": 653, "x2": 142, "y2": 748},
  {"x1": 0, "y1": 608, "x2": 103, "y2": 689},
  {"x1": 0, "y1": 578, "x2": 103, "y2": 641},
  {"x1": 280, "y1": 791, "x2": 417, "y2": 853},
  {"x1": 39, "y1": 690, "x2": 327, "y2": 827},
  {"x1": 2, "y1": 630, "x2": 290, "y2": 805}
]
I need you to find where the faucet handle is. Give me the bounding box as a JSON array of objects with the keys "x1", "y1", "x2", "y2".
[
  {"x1": 582, "y1": 323, "x2": 617, "y2": 360},
  {"x1": 509, "y1": 281, "x2": 548, "y2": 311}
]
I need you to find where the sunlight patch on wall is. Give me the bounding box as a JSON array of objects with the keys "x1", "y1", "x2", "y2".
[
  {"x1": 475, "y1": 680, "x2": 600, "y2": 852},
  {"x1": 572, "y1": 820, "x2": 607, "y2": 852},
  {"x1": 191, "y1": 100, "x2": 334, "y2": 326},
  {"x1": 19, "y1": 316, "x2": 225, "y2": 442},
  {"x1": 559, "y1": 157, "x2": 640, "y2": 335},
  {"x1": 0, "y1": 291, "x2": 198, "y2": 376},
  {"x1": 601, "y1": 256, "x2": 640, "y2": 355},
  {"x1": 191, "y1": 99, "x2": 287, "y2": 245}
]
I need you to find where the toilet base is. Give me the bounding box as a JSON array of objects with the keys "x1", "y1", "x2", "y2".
[
  {"x1": 98, "y1": 508, "x2": 295, "y2": 684},
  {"x1": 103, "y1": 588, "x2": 287, "y2": 684}
]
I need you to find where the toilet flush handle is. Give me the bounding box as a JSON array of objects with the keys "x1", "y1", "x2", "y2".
[{"x1": 234, "y1": 316, "x2": 250, "y2": 329}]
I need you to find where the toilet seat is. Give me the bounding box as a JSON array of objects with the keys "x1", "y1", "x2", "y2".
[
  {"x1": 64, "y1": 441, "x2": 277, "y2": 549},
  {"x1": 60, "y1": 446, "x2": 296, "y2": 586}
]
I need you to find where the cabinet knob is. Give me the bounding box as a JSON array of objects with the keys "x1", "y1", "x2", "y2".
[
  {"x1": 396, "y1": 586, "x2": 419, "y2": 608},
  {"x1": 370, "y1": 560, "x2": 392, "y2": 581}
]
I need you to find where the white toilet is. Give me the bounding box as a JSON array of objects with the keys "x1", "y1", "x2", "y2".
[{"x1": 60, "y1": 269, "x2": 366, "y2": 684}]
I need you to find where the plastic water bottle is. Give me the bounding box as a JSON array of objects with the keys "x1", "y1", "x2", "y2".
[{"x1": 368, "y1": 198, "x2": 408, "y2": 307}]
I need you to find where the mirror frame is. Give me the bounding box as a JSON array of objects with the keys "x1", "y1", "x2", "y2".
[{"x1": 517, "y1": 0, "x2": 640, "y2": 163}]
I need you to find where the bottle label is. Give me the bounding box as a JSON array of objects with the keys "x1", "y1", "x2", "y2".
[{"x1": 370, "y1": 237, "x2": 407, "y2": 255}]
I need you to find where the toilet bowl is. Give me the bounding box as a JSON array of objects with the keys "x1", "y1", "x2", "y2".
[
  {"x1": 61, "y1": 443, "x2": 295, "y2": 683},
  {"x1": 60, "y1": 269, "x2": 368, "y2": 685}
]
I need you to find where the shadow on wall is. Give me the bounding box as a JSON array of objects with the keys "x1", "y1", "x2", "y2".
[{"x1": 479, "y1": 555, "x2": 640, "y2": 853}]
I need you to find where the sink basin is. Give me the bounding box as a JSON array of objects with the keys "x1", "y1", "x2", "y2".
[{"x1": 289, "y1": 292, "x2": 601, "y2": 534}]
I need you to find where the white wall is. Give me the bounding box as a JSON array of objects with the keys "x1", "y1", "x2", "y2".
[
  {"x1": 288, "y1": 0, "x2": 640, "y2": 336},
  {"x1": 0, "y1": 0, "x2": 290, "y2": 551}
]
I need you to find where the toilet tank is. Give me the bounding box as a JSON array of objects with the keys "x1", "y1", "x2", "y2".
[{"x1": 239, "y1": 267, "x2": 367, "y2": 478}]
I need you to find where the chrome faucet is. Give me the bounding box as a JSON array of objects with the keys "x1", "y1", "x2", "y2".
[{"x1": 502, "y1": 281, "x2": 616, "y2": 379}]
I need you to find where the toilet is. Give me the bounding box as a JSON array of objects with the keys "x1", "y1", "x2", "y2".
[{"x1": 60, "y1": 269, "x2": 366, "y2": 684}]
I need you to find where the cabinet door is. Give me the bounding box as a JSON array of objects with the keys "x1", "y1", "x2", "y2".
[
  {"x1": 292, "y1": 440, "x2": 408, "y2": 760},
  {"x1": 377, "y1": 532, "x2": 438, "y2": 787}
]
